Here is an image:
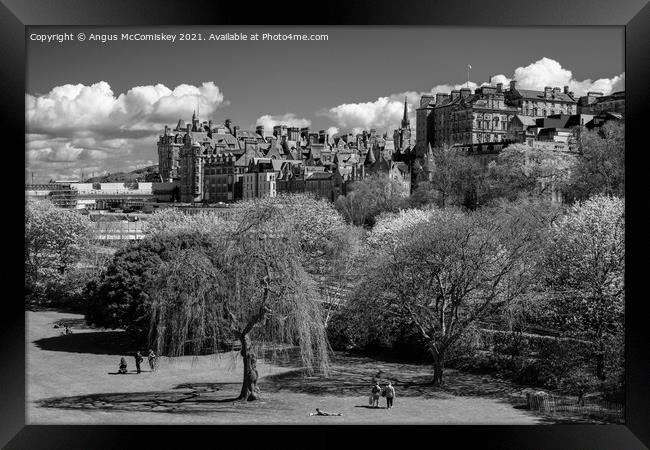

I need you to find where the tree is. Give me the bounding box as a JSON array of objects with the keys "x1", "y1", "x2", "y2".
[
  {"x1": 334, "y1": 175, "x2": 407, "y2": 227},
  {"x1": 149, "y1": 200, "x2": 330, "y2": 401},
  {"x1": 427, "y1": 146, "x2": 465, "y2": 208},
  {"x1": 570, "y1": 122, "x2": 625, "y2": 200},
  {"x1": 25, "y1": 200, "x2": 93, "y2": 304},
  {"x1": 84, "y1": 231, "x2": 215, "y2": 334},
  {"x1": 357, "y1": 205, "x2": 541, "y2": 385},
  {"x1": 490, "y1": 143, "x2": 576, "y2": 202},
  {"x1": 232, "y1": 194, "x2": 363, "y2": 327},
  {"x1": 367, "y1": 207, "x2": 438, "y2": 251},
  {"x1": 144, "y1": 207, "x2": 228, "y2": 237},
  {"x1": 544, "y1": 195, "x2": 624, "y2": 381}
]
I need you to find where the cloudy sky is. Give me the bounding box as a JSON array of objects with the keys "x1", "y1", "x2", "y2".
[{"x1": 26, "y1": 26, "x2": 624, "y2": 182}]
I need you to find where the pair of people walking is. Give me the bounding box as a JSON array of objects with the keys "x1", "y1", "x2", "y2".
[
  {"x1": 369, "y1": 381, "x2": 396, "y2": 409},
  {"x1": 116, "y1": 349, "x2": 156, "y2": 374}
]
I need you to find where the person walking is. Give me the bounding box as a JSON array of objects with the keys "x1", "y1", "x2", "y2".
[
  {"x1": 134, "y1": 351, "x2": 143, "y2": 374},
  {"x1": 371, "y1": 382, "x2": 382, "y2": 408},
  {"x1": 147, "y1": 349, "x2": 157, "y2": 371},
  {"x1": 385, "y1": 381, "x2": 396, "y2": 409}
]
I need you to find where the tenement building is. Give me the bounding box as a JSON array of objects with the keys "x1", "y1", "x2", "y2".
[
  {"x1": 159, "y1": 111, "x2": 413, "y2": 204},
  {"x1": 431, "y1": 85, "x2": 519, "y2": 148},
  {"x1": 418, "y1": 81, "x2": 579, "y2": 152},
  {"x1": 503, "y1": 81, "x2": 577, "y2": 117}
]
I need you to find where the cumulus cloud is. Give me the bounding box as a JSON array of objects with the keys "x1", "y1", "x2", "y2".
[
  {"x1": 323, "y1": 58, "x2": 624, "y2": 135},
  {"x1": 504, "y1": 57, "x2": 623, "y2": 96},
  {"x1": 255, "y1": 113, "x2": 311, "y2": 132},
  {"x1": 26, "y1": 81, "x2": 226, "y2": 136},
  {"x1": 322, "y1": 83, "x2": 480, "y2": 136},
  {"x1": 26, "y1": 81, "x2": 227, "y2": 181},
  {"x1": 325, "y1": 126, "x2": 339, "y2": 137}
]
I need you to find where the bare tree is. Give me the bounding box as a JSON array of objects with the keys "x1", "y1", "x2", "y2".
[
  {"x1": 149, "y1": 201, "x2": 330, "y2": 401},
  {"x1": 358, "y1": 206, "x2": 540, "y2": 385}
]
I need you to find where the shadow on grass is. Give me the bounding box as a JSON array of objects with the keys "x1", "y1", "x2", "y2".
[
  {"x1": 107, "y1": 370, "x2": 153, "y2": 375},
  {"x1": 33, "y1": 331, "x2": 144, "y2": 356},
  {"x1": 260, "y1": 351, "x2": 526, "y2": 401},
  {"x1": 38, "y1": 382, "x2": 266, "y2": 414}
]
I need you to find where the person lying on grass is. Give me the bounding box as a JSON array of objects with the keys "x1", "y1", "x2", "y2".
[{"x1": 310, "y1": 408, "x2": 342, "y2": 416}]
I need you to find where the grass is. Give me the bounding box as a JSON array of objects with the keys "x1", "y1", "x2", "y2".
[{"x1": 27, "y1": 310, "x2": 557, "y2": 424}]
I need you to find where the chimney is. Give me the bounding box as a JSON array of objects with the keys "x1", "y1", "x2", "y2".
[
  {"x1": 273, "y1": 125, "x2": 282, "y2": 137},
  {"x1": 553, "y1": 87, "x2": 561, "y2": 95},
  {"x1": 496, "y1": 83, "x2": 503, "y2": 93},
  {"x1": 450, "y1": 90, "x2": 460, "y2": 101},
  {"x1": 420, "y1": 95, "x2": 435, "y2": 107},
  {"x1": 563, "y1": 85, "x2": 569, "y2": 94},
  {"x1": 460, "y1": 87, "x2": 471, "y2": 99},
  {"x1": 544, "y1": 87, "x2": 552, "y2": 98},
  {"x1": 300, "y1": 127, "x2": 310, "y2": 140},
  {"x1": 369, "y1": 129, "x2": 376, "y2": 138},
  {"x1": 288, "y1": 127, "x2": 300, "y2": 141},
  {"x1": 509, "y1": 80, "x2": 516, "y2": 90},
  {"x1": 207, "y1": 120, "x2": 212, "y2": 138},
  {"x1": 233, "y1": 125, "x2": 240, "y2": 138},
  {"x1": 256, "y1": 125, "x2": 264, "y2": 137},
  {"x1": 435, "y1": 93, "x2": 449, "y2": 105}
]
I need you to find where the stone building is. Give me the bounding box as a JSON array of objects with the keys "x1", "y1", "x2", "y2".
[
  {"x1": 202, "y1": 152, "x2": 239, "y2": 203},
  {"x1": 418, "y1": 81, "x2": 578, "y2": 151},
  {"x1": 431, "y1": 85, "x2": 519, "y2": 148},
  {"x1": 578, "y1": 91, "x2": 625, "y2": 116},
  {"x1": 161, "y1": 109, "x2": 413, "y2": 204},
  {"x1": 503, "y1": 81, "x2": 577, "y2": 117},
  {"x1": 415, "y1": 95, "x2": 436, "y2": 157},
  {"x1": 242, "y1": 159, "x2": 277, "y2": 200}
]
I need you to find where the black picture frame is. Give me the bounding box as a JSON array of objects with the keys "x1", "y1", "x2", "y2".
[{"x1": 3, "y1": 0, "x2": 648, "y2": 448}]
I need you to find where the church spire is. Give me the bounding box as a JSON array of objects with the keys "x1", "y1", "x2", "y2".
[{"x1": 401, "y1": 97, "x2": 410, "y2": 129}]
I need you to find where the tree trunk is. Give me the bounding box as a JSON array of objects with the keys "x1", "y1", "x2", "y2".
[
  {"x1": 595, "y1": 340, "x2": 606, "y2": 381},
  {"x1": 238, "y1": 334, "x2": 260, "y2": 401},
  {"x1": 432, "y1": 350, "x2": 445, "y2": 386}
]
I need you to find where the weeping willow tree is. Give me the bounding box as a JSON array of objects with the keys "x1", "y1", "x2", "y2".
[{"x1": 149, "y1": 201, "x2": 330, "y2": 401}]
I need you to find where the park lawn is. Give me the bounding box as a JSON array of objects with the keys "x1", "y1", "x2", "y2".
[{"x1": 27, "y1": 311, "x2": 544, "y2": 424}]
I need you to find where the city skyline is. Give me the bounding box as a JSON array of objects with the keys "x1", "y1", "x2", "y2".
[{"x1": 26, "y1": 26, "x2": 624, "y2": 182}]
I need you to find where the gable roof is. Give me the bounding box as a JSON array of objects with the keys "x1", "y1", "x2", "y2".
[{"x1": 513, "y1": 115, "x2": 537, "y2": 127}]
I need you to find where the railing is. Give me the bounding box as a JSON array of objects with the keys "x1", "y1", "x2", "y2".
[{"x1": 526, "y1": 392, "x2": 624, "y2": 422}]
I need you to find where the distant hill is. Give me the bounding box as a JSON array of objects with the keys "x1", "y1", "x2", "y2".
[{"x1": 85, "y1": 165, "x2": 160, "y2": 183}]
